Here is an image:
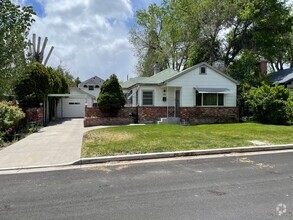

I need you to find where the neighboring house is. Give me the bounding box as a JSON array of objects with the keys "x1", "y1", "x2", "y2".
[
  {"x1": 48, "y1": 76, "x2": 104, "y2": 119},
  {"x1": 268, "y1": 68, "x2": 293, "y2": 90},
  {"x1": 77, "y1": 76, "x2": 104, "y2": 107},
  {"x1": 120, "y1": 62, "x2": 239, "y2": 124}
]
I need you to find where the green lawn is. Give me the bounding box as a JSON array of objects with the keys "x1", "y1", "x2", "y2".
[{"x1": 82, "y1": 123, "x2": 293, "y2": 157}]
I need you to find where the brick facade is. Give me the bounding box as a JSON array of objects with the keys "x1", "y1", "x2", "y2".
[
  {"x1": 84, "y1": 106, "x2": 239, "y2": 127},
  {"x1": 180, "y1": 107, "x2": 239, "y2": 124}
]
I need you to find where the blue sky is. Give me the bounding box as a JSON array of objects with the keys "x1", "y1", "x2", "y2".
[{"x1": 14, "y1": 0, "x2": 163, "y2": 81}]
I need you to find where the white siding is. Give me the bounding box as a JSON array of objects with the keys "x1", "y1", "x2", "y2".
[
  {"x1": 137, "y1": 86, "x2": 178, "y2": 107},
  {"x1": 86, "y1": 98, "x2": 93, "y2": 107},
  {"x1": 79, "y1": 87, "x2": 100, "y2": 99},
  {"x1": 56, "y1": 99, "x2": 62, "y2": 118},
  {"x1": 166, "y1": 66, "x2": 237, "y2": 107}
]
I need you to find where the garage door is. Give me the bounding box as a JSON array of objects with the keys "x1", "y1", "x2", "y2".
[{"x1": 62, "y1": 98, "x2": 85, "y2": 118}]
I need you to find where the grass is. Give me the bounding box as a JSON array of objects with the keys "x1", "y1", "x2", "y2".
[{"x1": 82, "y1": 123, "x2": 293, "y2": 157}]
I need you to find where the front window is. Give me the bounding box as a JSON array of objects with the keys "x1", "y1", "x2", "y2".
[
  {"x1": 88, "y1": 85, "x2": 94, "y2": 91},
  {"x1": 203, "y1": 94, "x2": 217, "y2": 105},
  {"x1": 142, "y1": 91, "x2": 153, "y2": 106},
  {"x1": 196, "y1": 92, "x2": 224, "y2": 106}
]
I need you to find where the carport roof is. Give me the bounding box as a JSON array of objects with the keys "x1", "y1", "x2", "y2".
[{"x1": 48, "y1": 94, "x2": 87, "y2": 98}]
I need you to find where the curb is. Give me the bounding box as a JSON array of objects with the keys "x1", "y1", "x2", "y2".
[
  {"x1": 1, "y1": 144, "x2": 293, "y2": 171},
  {"x1": 0, "y1": 160, "x2": 80, "y2": 172},
  {"x1": 74, "y1": 144, "x2": 293, "y2": 165}
]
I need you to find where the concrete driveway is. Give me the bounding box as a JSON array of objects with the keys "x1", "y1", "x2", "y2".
[{"x1": 0, "y1": 119, "x2": 102, "y2": 170}]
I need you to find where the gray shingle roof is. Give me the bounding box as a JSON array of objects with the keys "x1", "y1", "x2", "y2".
[
  {"x1": 269, "y1": 68, "x2": 293, "y2": 84},
  {"x1": 79, "y1": 76, "x2": 104, "y2": 87}
]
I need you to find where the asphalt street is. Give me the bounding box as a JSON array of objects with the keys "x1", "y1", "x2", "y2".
[{"x1": 0, "y1": 151, "x2": 293, "y2": 220}]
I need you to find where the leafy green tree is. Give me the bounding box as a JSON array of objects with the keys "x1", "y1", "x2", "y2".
[
  {"x1": 0, "y1": 0, "x2": 35, "y2": 98},
  {"x1": 46, "y1": 67, "x2": 69, "y2": 94},
  {"x1": 15, "y1": 62, "x2": 51, "y2": 107},
  {"x1": 130, "y1": 2, "x2": 199, "y2": 76},
  {"x1": 97, "y1": 74, "x2": 126, "y2": 116},
  {"x1": 55, "y1": 65, "x2": 80, "y2": 87},
  {"x1": 224, "y1": 0, "x2": 292, "y2": 67},
  {"x1": 245, "y1": 83, "x2": 292, "y2": 124},
  {"x1": 130, "y1": 0, "x2": 292, "y2": 81},
  {"x1": 225, "y1": 50, "x2": 262, "y2": 85},
  {"x1": 15, "y1": 62, "x2": 69, "y2": 107}
]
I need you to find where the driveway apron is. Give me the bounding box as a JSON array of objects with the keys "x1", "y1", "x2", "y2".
[{"x1": 0, "y1": 119, "x2": 87, "y2": 169}]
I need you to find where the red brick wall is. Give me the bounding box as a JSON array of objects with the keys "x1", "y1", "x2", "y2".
[
  {"x1": 84, "y1": 106, "x2": 239, "y2": 127},
  {"x1": 138, "y1": 107, "x2": 174, "y2": 122},
  {"x1": 25, "y1": 107, "x2": 44, "y2": 125},
  {"x1": 84, "y1": 117, "x2": 133, "y2": 126},
  {"x1": 85, "y1": 107, "x2": 136, "y2": 118},
  {"x1": 84, "y1": 107, "x2": 137, "y2": 127},
  {"x1": 180, "y1": 107, "x2": 239, "y2": 124}
]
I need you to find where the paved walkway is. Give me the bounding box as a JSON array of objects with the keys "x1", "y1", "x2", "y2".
[{"x1": 0, "y1": 119, "x2": 103, "y2": 169}]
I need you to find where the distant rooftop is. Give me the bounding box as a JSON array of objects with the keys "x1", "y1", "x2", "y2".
[
  {"x1": 269, "y1": 68, "x2": 293, "y2": 84},
  {"x1": 79, "y1": 76, "x2": 104, "y2": 87}
]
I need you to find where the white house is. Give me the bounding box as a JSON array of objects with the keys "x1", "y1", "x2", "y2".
[
  {"x1": 120, "y1": 62, "x2": 239, "y2": 123},
  {"x1": 48, "y1": 76, "x2": 104, "y2": 119}
]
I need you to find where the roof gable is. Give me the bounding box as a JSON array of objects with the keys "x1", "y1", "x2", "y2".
[
  {"x1": 166, "y1": 62, "x2": 239, "y2": 85},
  {"x1": 121, "y1": 62, "x2": 239, "y2": 89}
]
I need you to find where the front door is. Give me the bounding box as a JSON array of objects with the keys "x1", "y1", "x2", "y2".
[{"x1": 175, "y1": 90, "x2": 180, "y2": 117}]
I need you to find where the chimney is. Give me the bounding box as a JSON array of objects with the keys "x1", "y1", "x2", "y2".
[
  {"x1": 212, "y1": 60, "x2": 225, "y2": 72},
  {"x1": 153, "y1": 62, "x2": 161, "y2": 75},
  {"x1": 259, "y1": 58, "x2": 268, "y2": 77}
]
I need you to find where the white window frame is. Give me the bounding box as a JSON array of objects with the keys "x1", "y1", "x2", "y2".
[
  {"x1": 195, "y1": 92, "x2": 224, "y2": 107},
  {"x1": 200, "y1": 66, "x2": 206, "y2": 75},
  {"x1": 142, "y1": 90, "x2": 154, "y2": 106}
]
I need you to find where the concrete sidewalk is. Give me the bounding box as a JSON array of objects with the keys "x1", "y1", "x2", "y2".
[{"x1": 0, "y1": 119, "x2": 103, "y2": 169}]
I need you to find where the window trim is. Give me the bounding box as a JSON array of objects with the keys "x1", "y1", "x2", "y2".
[
  {"x1": 125, "y1": 90, "x2": 133, "y2": 106},
  {"x1": 142, "y1": 90, "x2": 154, "y2": 106},
  {"x1": 195, "y1": 91, "x2": 224, "y2": 107},
  {"x1": 200, "y1": 66, "x2": 206, "y2": 75}
]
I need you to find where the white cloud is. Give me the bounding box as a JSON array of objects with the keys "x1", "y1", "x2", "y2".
[{"x1": 28, "y1": 0, "x2": 136, "y2": 81}]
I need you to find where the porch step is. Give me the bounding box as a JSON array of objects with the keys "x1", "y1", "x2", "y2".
[{"x1": 157, "y1": 117, "x2": 180, "y2": 124}]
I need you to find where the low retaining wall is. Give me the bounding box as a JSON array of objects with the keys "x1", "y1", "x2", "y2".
[
  {"x1": 84, "y1": 106, "x2": 239, "y2": 127},
  {"x1": 180, "y1": 107, "x2": 239, "y2": 125}
]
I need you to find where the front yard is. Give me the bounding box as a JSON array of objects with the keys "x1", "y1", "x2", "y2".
[{"x1": 82, "y1": 123, "x2": 293, "y2": 157}]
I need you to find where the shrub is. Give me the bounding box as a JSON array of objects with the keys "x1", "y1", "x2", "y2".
[
  {"x1": 0, "y1": 102, "x2": 25, "y2": 145},
  {"x1": 0, "y1": 102, "x2": 25, "y2": 131},
  {"x1": 245, "y1": 83, "x2": 291, "y2": 124},
  {"x1": 97, "y1": 74, "x2": 126, "y2": 116}
]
